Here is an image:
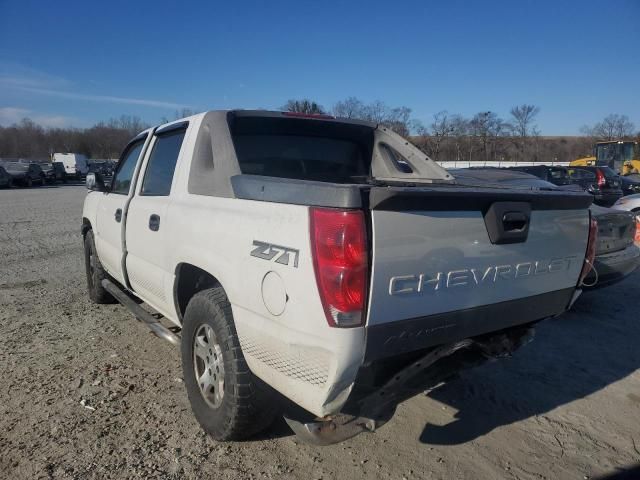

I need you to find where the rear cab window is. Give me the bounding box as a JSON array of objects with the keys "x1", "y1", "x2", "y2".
[{"x1": 228, "y1": 114, "x2": 374, "y2": 183}]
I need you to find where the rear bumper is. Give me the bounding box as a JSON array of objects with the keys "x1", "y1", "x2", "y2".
[
  {"x1": 584, "y1": 244, "x2": 640, "y2": 289},
  {"x1": 364, "y1": 287, "x2": 575, "y2": 362}
]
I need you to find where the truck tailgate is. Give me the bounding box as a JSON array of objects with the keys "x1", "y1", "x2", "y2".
[{"x1": 365, "y1": 186, "x2": 592, "y2": 360}]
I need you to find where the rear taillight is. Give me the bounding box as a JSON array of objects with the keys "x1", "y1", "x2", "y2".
[
  {"x1": 596, "y1": 169, "x2": 606, "y2": 188},
  {"x1": 634, "y1": 215, "x2": 640, "y2": 245},
  {"x1": 579, "y1": 217, "x2": 598, "y2": 285},
  {"x1": 310, "y1": 208, "x2": 368, "y2": 327}
]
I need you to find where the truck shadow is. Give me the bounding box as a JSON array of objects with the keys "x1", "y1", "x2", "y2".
[{"x1": 418, "y1": 271, "x2": 640, "y2": 445}]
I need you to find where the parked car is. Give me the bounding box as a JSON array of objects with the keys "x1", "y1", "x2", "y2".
[
  {"x1": 87, "y1": 161, "x2": 114, "y2": 184},
  {"x1": 1, "y1": 162, "x2": 46, "y2": 187},
  {"x1": 583, "y1": 205, "x2": 640, "y2": 288},
  {"x1": 0, "y1": 165, "x2": 13, "y2": 188},
  {"x1": 82, "y1": 110, "x2": 595, "y2": 444},
  {"x1": 506, "y1": 165, "x2": 574, "y2": 187},
  {"x1": 40, "y1": 162, "x2": 66, "y2": 183},
  {"x1": 620, "y1": 174, "x2": 640, "y2": 196},
  {"x1": 567, "y1": 166, "x2": 623, "y2": 207},
  {"x1": 613, "y1": 193, "x2": 640, "y2": 213}
]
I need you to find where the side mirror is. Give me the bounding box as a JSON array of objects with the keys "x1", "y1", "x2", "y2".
[{"x1": 86, "y1": 172, "x2": 106, "y2": 192}]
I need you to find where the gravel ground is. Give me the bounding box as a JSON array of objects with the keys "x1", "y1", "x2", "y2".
[{"x1": 1, "y1": 185, "x2": 639, "y2": 480}]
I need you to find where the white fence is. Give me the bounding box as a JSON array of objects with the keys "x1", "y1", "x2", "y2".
[{"x1": 436, "y1": 160, "x2": 571, "y2": 169}]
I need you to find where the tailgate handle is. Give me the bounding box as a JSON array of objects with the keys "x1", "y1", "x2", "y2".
[
  {"x1": 502, "y1": 212, "x2": 528, "y2": 231},
  {"x1": 484, "y1": 202, "x2": 531, "y2": 245}
]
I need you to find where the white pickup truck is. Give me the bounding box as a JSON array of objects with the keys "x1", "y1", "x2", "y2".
[{"x1": 82, "y1": 110, "x2": 596, "y2": 444}]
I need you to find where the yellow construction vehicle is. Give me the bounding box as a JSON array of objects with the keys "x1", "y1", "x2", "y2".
[{"x1": 571, "y1": 140, "x2": 640, "y2": 175}]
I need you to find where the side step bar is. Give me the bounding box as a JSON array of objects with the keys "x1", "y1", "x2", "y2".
[{"x1": 101, "y1": 279, "x2": 180, "y2": 346}]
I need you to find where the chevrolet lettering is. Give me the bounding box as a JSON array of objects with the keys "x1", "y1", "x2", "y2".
[{"x1": 388, "y1": 256, "x2": 578, "y2": 295}]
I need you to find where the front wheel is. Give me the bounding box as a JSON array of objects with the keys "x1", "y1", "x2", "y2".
[{"x1": 181, "y1": 287, "x2": 276, "y2": 441}]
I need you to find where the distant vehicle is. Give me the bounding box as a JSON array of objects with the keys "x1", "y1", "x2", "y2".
[
  {"x1": 506, "y1": 165, "x2": 574, "y2": 187},
  {"x1": 613, "y1": 193, "x2": 640, "y2": 214},
  {"x1": 1, "y1": 162, "x2": 46, "y2": 187},
  {"x1": 0, "y1": 165, "x2": 13, "y2": 188},
  {"x1": 52, "y1": 153, "x2": 89, "y2": 179},
  {"x1": 87, "y1": 161, "x2": 114, "y2": 176},
  {"x1": 583, "y1": 205, "x2": 640, "y2": 288},
  {"x1": 620, "y1": 174, "x2": 640, "y2": 196},
  {"x1": 40, "y1": 162, "x2": 66, "y2": 183},
  {"x1": 571, "y1": 140, "x2": 640, "y2": 177},
  {"x1": 567, "y1": 166, "x2": 623, "y2": 207}
]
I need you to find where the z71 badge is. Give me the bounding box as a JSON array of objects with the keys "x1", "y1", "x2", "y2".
[{"x1": 250, "y1": 240, "x2": 299, "y2": 268}]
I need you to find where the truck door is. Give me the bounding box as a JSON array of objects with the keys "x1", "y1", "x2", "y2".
[
  {"x1": 125, "y1": 123, "x2": 187, "y2": 318},
  {"x1": 94, "y1": 136, "x2": 148, "y2": 285}
]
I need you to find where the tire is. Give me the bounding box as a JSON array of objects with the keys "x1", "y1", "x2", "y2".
[
  {"x1": 181, "y1": 287, "x2": 276, "y2": 441},
  {"x1": 83, "y1": 230, "x2": 115, "y2": 304}
]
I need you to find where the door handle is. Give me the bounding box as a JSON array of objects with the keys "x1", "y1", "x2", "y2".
[
  {"x1": 149, "y1": 214, "x2": 160, "y2": 231},
  {"x1": 115, "y1": 208, "x2": 122, "y2": 223}
]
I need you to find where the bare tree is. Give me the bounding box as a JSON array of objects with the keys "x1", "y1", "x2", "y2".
[
  {"x1": 281, "y1": 99, "x2": 325, "y2": 114},
  {"x1": 469, "y1": 111, "x2": 505, "y2": 162},
  {"x1": 421, "y1": 111, "x2": 453, "y2": 160},
  {"x1": 173, "y1": 108, "x2": 198, "y2": 120},
  {"x1": 508, "y1": 104, "x2": 540, "y2": 162},
  {"x1": 332, "y1": 96, "x2": 366, "y2": 118},
  {"x1": 331, "y1": 97, "x2": 417, "y2": 137},
  {"x1": 509, "y1": 104, "x2": 540, "y2": 137},
  {"x1": 449, "y1": 114, "x2": 469, "y2": 162},
  {"x1": 584, "y1": 114, "x2": 636, "y2": 140}
]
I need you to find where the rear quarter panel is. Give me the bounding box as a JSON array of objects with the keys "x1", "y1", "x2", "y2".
[{"x1": 165, "y1": 194, "x2": 365, "y2": 417}]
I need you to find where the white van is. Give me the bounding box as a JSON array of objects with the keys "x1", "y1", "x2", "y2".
[{"x1": 53, "y1": 153, "x2": 89, "y2": 178}]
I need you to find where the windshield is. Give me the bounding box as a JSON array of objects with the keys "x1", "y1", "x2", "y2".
[
  {"x1": 596, "y1": 142, "x2": 638, "y2": 169},
  {"x1": 598, "y1": 166, "x2": 619, "y2": 178},
  {"x1": 621, "y1": 142, "x2": 638, "y2": 162},
  {"x1": 549, "y1": 167, "x2": 571, "y2": 184}
]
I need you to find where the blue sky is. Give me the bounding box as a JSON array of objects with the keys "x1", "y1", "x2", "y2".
[{"x1": 0, "y1": 0, "x2": 638, "y2": 134}]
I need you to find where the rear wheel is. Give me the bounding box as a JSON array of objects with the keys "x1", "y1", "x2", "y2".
[
  {"x1": 181, "y1": 287, "x2": 276, "y2": 441},
  {"x1": 83, "y1": 230, "x2": 115, "y2": 304}
]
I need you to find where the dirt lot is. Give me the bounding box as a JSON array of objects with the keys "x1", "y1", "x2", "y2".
[{"x1": 0, "y1": 185, "x2": 639, "y2": 480}]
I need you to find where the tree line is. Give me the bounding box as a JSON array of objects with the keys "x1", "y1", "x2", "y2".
[
  {"x1": 283, "y1": 98, "x2": 638, "y2": 163},
  {"x1": 0, "y1": 100, "x2": 637, "y2": 163}
]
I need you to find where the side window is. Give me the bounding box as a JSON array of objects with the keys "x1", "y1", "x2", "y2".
[
  {"x1": 379, "y1": 143, "x2": 414, "y2": 174},
  {"x1": 112, "y1": 141, "x2": 145, "y2": 195},
  {"x1": 141, "y1": 129, "x2": 186, "y2": 196}
]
